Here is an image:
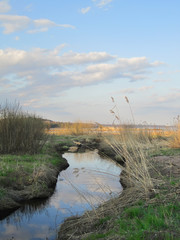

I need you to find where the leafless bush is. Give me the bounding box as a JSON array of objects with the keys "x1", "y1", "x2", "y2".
[{"x1": 0, "y1": 101, "x2": 48, "y2": 154}]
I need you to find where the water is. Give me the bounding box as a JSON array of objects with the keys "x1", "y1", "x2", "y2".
[{"x1": 0, "y1": 151, "x2": 122, "y2": 240}]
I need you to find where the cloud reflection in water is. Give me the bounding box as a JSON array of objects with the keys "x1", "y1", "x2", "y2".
[{"x1": 0, "y1": 151, "x2": 122, "y2": 240}]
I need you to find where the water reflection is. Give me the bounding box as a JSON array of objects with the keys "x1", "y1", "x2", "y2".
[{"x1": 0, "y1": 151, "x2": 122, "y2": 240}]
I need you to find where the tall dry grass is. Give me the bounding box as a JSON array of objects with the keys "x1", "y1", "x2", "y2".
[
  {"x1": 48, "y1": 121, "x2": 94, "y2": 135},
  {"x1": 107, "y1": 97, "x2": 155, "y2": 198},
  {"x1": 0, "y1": 101, "x2": 48, "y2": 154},
  {"x1": 106, "y1": 128, "x2": 154, "y2": 197},
  {"x1": 170, "y1": 116, "x2": 180, "y2": 148}
]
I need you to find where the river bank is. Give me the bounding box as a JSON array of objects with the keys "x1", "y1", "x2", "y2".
[
  {"x1": 56, "y1": 135, "x2": 180, "y2": 240},
  {"x1": 0, "y1": 150, "x2": 69, "y2": 216},
  {"x1": 0, "y1": 137, "x2": 122, "y2": 240},
  {"x1": 0, "y1": 135, "x2": 102, "y2": 216},
  {"x1": 0, "y1": 134, "x2": 179, "y2": 239}
]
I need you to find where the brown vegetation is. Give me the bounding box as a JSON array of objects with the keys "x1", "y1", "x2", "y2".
[
  {"x1": 170, "y1": 117, "x2": 180, "y2": 148},
  {"x1": 0, "y1": 101, "x2": 48, "y2": 154}
]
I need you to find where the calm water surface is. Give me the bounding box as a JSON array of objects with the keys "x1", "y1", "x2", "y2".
[{"x1": 0, "y1": 151, "x2": 122, "y2": 240}]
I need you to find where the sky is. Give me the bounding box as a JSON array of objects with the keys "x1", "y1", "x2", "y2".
[{"x1": 0, "y1": 0, "x2": 180, "y2": 125}]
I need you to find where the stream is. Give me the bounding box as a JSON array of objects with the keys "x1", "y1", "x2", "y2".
[{"x1": 0, "y1": 150, "x2": 122, "y2": 240}]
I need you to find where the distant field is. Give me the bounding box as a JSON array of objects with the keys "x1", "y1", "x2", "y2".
[{"x1": 47, "y1": 125, "x2": 175, "y2": 138}]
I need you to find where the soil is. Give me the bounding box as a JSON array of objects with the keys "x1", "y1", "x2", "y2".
[{"x1": 152, "y1": 155, "x2": 180, "y2": 178}]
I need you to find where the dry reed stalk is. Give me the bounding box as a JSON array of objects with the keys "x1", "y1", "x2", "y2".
[
  {"x1": 108, "y1": 97, "x2": 155, "y2": 198},
  {"x1": 170, "y1": 117, "x2": 180, "y2": 148},
  {"x1": 125, "y1": 96, "x2": 135, "y2": 125},
  {"x1": 106, "y1": 130, "x2": 154, "y2": 198}
]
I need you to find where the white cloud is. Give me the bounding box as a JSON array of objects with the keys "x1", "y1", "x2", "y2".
[
  {"x1": 119, "y1": 86, "x2": 153, "y2": 94},
  {"x1": 0, "y1": 14, "x2": 75, "y2": 34},
  {"x1": 0, "y1": 0, "x2": 11, "y2": 13},
  {"x1": 59, "y1": 51, "x2": 115, "y2": 65},
  {"x1": 157, "y1": 71, "x2": 164, "y2": 75},
  {"x1": 0, "y1": 48, "x2": 114, "y2": 75},
  {"x1": 0, "y1": 14, "x2": 30, "y2": 33},
  {"x1": 81, "y1": 6, "x2": 91, "y2": 14},
  {"x1": 119, "y1": 88, "x2": 135, "y2": 94},
  {"x1": 14, "y1": 36, "x2": 19, "y2": 41},
  {"x1": 156, "y1": 92, "x2": 180, "y2": 103},
  {"x1": 153, "y1": 79, "x2": 170, "y2": 83},
  {"x1": 33, "y1": 18, "x2": 75, "y2": 29},
  {"x1": 0, "y1": 46, "x2": 161, "y2": 108},
  {"x1": 27, "y1": 27, "x2": 49, "y2": 34},
  {"x1": 93, "y1": 0, "x2": 113, "y2": 8},
  {"x1": 23, "y1": 98, "x2": 39, "y2": 106},
  {"x1": 34, "y1": 19, "x2": 57, "y2": 27},
  {"x1": 139, "y1": 86, "x2": 153, "y2": 91}
]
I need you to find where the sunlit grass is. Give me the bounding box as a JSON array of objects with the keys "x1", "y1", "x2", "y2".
[
  {"x1": 170, "y1": 118, "x2": 180, "y2": 148},
  {"x1": 47, "y1": 122, "x2": 175, "y2": 140},
  {"x1": 85, "y1": 202, "x2": 180, "y2": 240}
]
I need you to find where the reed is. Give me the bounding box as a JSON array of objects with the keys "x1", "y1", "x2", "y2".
[
  {"x1": 48, "y1": 121, "x2": 94, "y2": 135},
  {"x1": 170, "y1": 116, "x2": 180, "y2": 148},
  {"x1": 107, "y1": 97, "x2": 155, "y2": 198},
  {"x1": 0, "y1": 101, "x2": 48, "y2": 154},
  {"x1": 106, "y1": 129, "x2": 154, "y2": 198}
]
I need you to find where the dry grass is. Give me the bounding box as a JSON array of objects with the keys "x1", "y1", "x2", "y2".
[
  {"x1": 106, "y1": 128, "x2": 155, "y2": 198},
  {"x1": 170, "y1": 118, "x2": 180, "y2": 148},
  {"x1": 47, "y1": 124, "x2": 174, "y2": 140},
  {"x1": 104, "y1": 97, "x2": 155, "y2": 198},
  {"x1": 47, "y1": 121, "x2": 94, "y2": 135},
  {"x1": 58, "y1": 97, "x2": 179, "y2": 239}
]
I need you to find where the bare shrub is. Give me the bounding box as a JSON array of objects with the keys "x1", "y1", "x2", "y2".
[{"x1": 0, "y1": 101, "x2": 48, "y2": 154}]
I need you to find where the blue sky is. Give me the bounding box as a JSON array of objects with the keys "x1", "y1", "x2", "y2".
[{"x1": 0, "y1": 0, "x2": 179, "y2": 125}]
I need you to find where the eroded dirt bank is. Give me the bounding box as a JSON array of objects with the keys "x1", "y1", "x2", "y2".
[{"x1": 0, "y1": 155, "x2": 69, "y2": 217}]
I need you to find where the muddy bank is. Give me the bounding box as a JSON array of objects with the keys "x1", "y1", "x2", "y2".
[{"x1": 0, "y1": 155, "x2": 69, "y2": 216}]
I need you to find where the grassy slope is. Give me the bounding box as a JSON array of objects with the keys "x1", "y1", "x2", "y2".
[
  {"x1": 0, "y1": 139, "x2": 68, "y2": 211},
  {"x1": 0, "y1": 134, "x2": 93, "y2": 212}
]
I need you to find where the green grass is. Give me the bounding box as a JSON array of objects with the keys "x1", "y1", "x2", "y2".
[
  {"x1": 149, "y1": 147, "x2": 180, "y2": 157},
  {"x1": 0, "y1": 154, "x2": 62, "y2": 177},
  {"x1": 84, "y1": 201, "x2": 180, "y2": 240},
  {"x1": 0, "y1": 188, "x2": 5, "y2": 199},
  {"x1": 116, "y1": 203, "x2": 179, "y2": 239},
  {"x1": 0, "y1": 134, "x2": 68, "y2": 197},
  {"x1": 96, "y1": 216, "x2": 111, "y2": 226},
  {"x1": 0, "y1": 152, "x2": 65, "y2": 193}
]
